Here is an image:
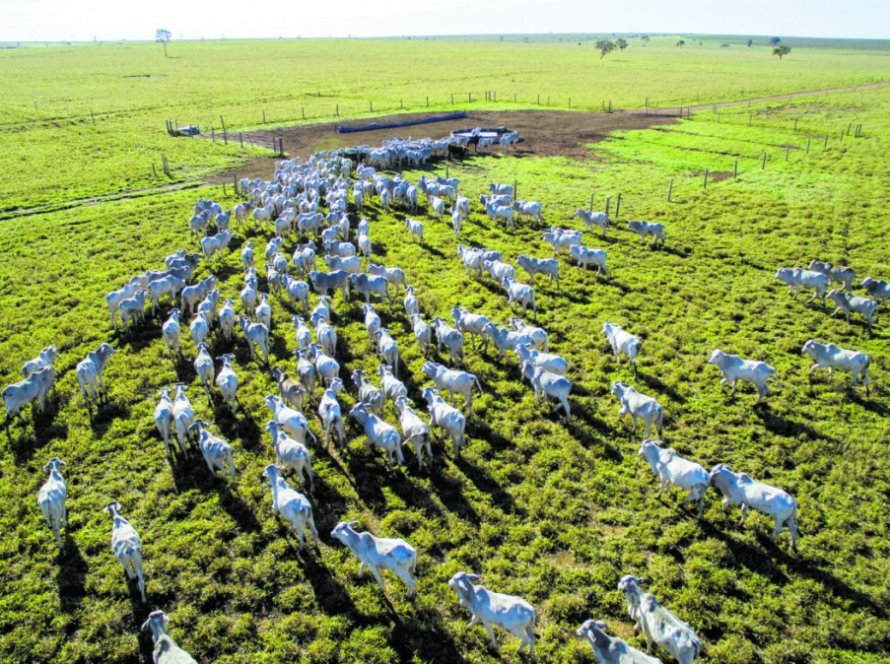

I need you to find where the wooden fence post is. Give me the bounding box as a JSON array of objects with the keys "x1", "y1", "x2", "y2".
[
  {"x1": 823, "y1": 135, "x2": 829, "y2": 150},
  {"x1": 733, "y1": 160, "x2": 738, "y2": 178},
  {"x1": 152, "y1": 162, "x2": 158, "y2": 178},
  {"x1": 667, "y1": 178, "x2": 673, "y2": 202},
  {"x1": 761, "y1": 151, "x2": 767, "y2": 170},
  {"x1": 220, "y1": 115, "x2": 226, "y2": 131},
  {"x1": 239, "y1": 133, "x2": 244, "y2": 147},
  {"x1": 451, "y1": 93, "x2": 454, "y2": 104},
  {"x1": 608, "y1": 100, "x2": 612, "y2": 112},
  {"x1": 806, "y1": 138, "x2": 811, "y2": 153},
  {"x1": 605, "y1": 195, "x2": 611, "y2": 216},
  {"x1": 233, "y1": 174, "x2": 239, "y2": 196},
  {"x1": 589, "y1": 192, "x2": 594, "y2": 212},
  {"x1": 785, "y1": 145, "x2": 790, "y2": 161},
  {"x1": 90, "y1": 109, "x2": 95, "y2": 123},
  {"x1": 301, "y1": 107, "x2": 305, "y2": 119},
  {"x1": 336, "y1": 103, "x2": 339, "y2": 116},
  {"x1": 703, "y1": 169, "x2": 709, "y2": 189},
  {"x1": 568, "y1": 97, "x2": 572, "y2": 108},
  {"x1": 426, "y1": 96, "x2": 429, "y2": 107},
  {"x1": 537, "y1": 94, "x2": 541, "y2": 105},
  {"x1": 615, "y1": 193, "x2": 622, "y2": 218},
  {"x1": 400, "y1": 99, "x2": 404, "y2": 109},
  {"x1": 468, "y1": 92, "x2": 472, "y2": 103},
  {"x1": 211, "y1": 128, "x2": 215, "y2": 141},
  {"x1": 847, "y1": 122, "x2": 852, "y2": 135},
  {"x1": 223, "y1": 182, "x2": 227, "y2": 196},
  {"x1": 263, "y1": 109, "x2": 266, "y2": 124},
  {"x1": 370, "y1": 100, "x2": 373, "y2": 112},
  {"x1": 161, "y1": 153, "x2": 170, "y2": 177},
  {"x1": 223, "y1": 129, "x2": 228, "y2": 144},
  {"x1": 749, "y1": 113, "x2": 753, "y2": 126},
  {"x1": 513, "y1": 179, "x2": 518, "y2": 201}
]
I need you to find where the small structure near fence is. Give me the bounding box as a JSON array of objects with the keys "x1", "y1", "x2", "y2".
[
  {"x1": 165, "y1": 120, "x2": 200, "y2": 137},
  {"x1": 336, "y1": 111, "x2": 468, "y2": 134}
]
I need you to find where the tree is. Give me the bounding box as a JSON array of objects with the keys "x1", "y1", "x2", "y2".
[
  {"x1": 676, "y1": 39, "x2": 686, "y2": 48},
  {"x1": 773, "y1": 45, "x2": 791, "y2": 59},
  {"x1": 747, "y1": 38, "x2": 753, "y2": 47},
  {"x1": 616, "y1": 38, "x2": 628, "y2": 52},
  {"x1": 596, "y1": 39, "x2": 616, "y2": 59},
  {"x1": 770, "y1": 37, "x2": 781, "y2": 46},
  {"x1": 641, "y1": 35, "x2": 650, "y2": 46},
  {"x1": 155, "y1": 29, "x2": 171, "y2": 58}
]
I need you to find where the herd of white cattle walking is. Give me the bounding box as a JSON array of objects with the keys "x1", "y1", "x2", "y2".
[{"x1": 5, "y1": 133, "x2": 885, "y2": 663}]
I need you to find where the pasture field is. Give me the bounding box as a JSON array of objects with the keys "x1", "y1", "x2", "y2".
[
  {"x1": 1, "y1": 41, "x2": 890, "y2": 664},
  {"x1": 1, "y1": 37, "x2": 889, "y2": 210}
]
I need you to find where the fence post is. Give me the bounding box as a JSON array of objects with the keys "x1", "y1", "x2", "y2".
[
  {"x1": 733, "y1": 159, "x2": 738, "y2": 178},
  {"x1": 220, "y1": 115, "x2": 226, "y2": 131},
  {"x1": 513, "y1": 178, "x2": 518, "y2": 201},
  {"x1": 239, "y1": 133, "x2": 244, "y2": 147},
  {"x1": 749, "y1": 113, "x2": 753, "y2": 126},
  {"x1": 301, "y1": 107, "x2": 305, "y2": 119},
  {"x1": 451, "y1": 93, "x2": 454, "y2": 104},
  {"x1": 90, "y1": 109, "x2": 95, "y2": 123},
  {"x1": 426, "y1": 96, "x2": 429, "y2": 107},
  {"x1": 605, "y1": 195, "x2": 611, "y2": 216},
  {"x1": 468, "y1": 92, "x2": 472, "y2": 103},
  {"x1": 761, "y1": 151, "x2": 767, "y2": 170},
  {"x1": 847, "y1": 122, "x2": 852, "y2": 135},
  {"x1": 568, "y1": 97, "x2": 572, "y2": 108},
  {"x1": 223, "y1": 129, "x2": 228, "y2": 144},
  {"x1": 233, "y1": 174, "x2": 239, "y2": 196},
  {"x1": 823, "y1": 135, "x2": 829, "y2": 150},
  {"x1": 615, "y1": 193, "x2": 622, "y2": 218},
  {"x1": 806, "y1": 138, "x2": 810, "y2": 153},
  {"x1": 667, "y1": 178, "x2": 673, "y2": 202},
  {"x1": 161, "y1": 153, "x2": 170, "y2": 177},
  {"x1": 537, "y1": 94, "x2": 541, "y2": 105},
  {"x1": 400, "y1": 99, "x2": 404, "y2": 109},
  {"x1": 152, "y1": 162, "x2": 158, "y2": 178},
  {"x1": 336, "y1": 103, "x2": 339, "y2": 116},
  {"x1": 211, "y1": 128, "x2": 215, "y2": 141},
  {"x1": 263, "y1": 109, "x2": 266, "y2": 124},
  {"x1": 785, "y1": 145, "x2": 790, "y2": 161},
  {"x1": 703, "y1": 169, "x2": 709, "y2": 189},
  {"x1": 589, "y1": 192, "x2": 594, "y2": 212},
  {"x1": 223, "y1": 182, "x2": 227, "y2": 196}
]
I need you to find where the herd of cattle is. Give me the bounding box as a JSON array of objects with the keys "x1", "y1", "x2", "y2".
[{"x1": 3, "y1": 130, "x2": 884, "y2": 663}]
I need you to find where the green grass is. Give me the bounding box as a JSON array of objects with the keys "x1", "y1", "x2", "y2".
[
  {"x1": 1, "y1": 37, "x2": 888, "y2": 209},
  {"x1": 1, "y1": 81, "x2": 889, "y2": 663}
]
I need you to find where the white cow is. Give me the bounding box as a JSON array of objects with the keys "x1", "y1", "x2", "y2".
[
  {"x1": 801, "y1": 339, "x2": 871, "y2": 395},
  {"x1": 215, "y1": 354, "x2": 239, "y2": 412},
  {"x1": 21, "y1": 346, "x2": 58, "y2": 379},
  {"x1": 808, "y1": 260, "x2": 856, "y2": 291},
  {"x1": 516, "y1": 255, "x2": 560, "y2": 290},
  {"x1": 503, "y1": 277, "x2": 537, "y2": 318},
  {"x1": 266, "y1": 421, "x2": 313, "y2": 488},
  {"x1": 375, "y1": 328, "x2": 400, "y2": 377},
  {"x1": 775, "y1": 267, "x2": 829, "y2": 304},
  {"x1": 618, "y1": 576, "x2": 700, "y2": 664},
  {"x1": 422, "y1": 361, "x2": 482, "y2": 414},
  {"x1": 393, "y1": 396, "x2": 433, "y2": 466},
  {"x1": 262, "y1": 465, "x2": 319, "y2": 550},
  {"x1": 603, "y1": 322, "x2": 642, "y2": 375},
  {"x1": 265, "y1": 394, "x2": 317, "y2": 446},
  {"x1": 2, "y1": 366, "x2": 56, "y2": 425},
  {"x1": 574, "y1": 208, "x2": 609, "y2": 236},
  {"x1": 448, "y1": 572, "x2": 536, "y2": 655},
  {"x1": 405, "y1": 218, "x2": 424, "y2": 244},
  {"x1": 411, "y1": 313, "x2": 433, "y2": 356},
  {"x1": 827, "y1": 289, "x2": 877, "y2": 330},
  {"x1": 515, "y1": 344, "x2": 568, "y2": 377},
  {"x1": 162, "y1": 309, "x2": 181, "y2": 356},
  {"x1": 528, "y1": 365, "x2": 572, "y2": 421},
  {"x1": 172, "y1": 385, "x2": 194, "y2": 456},
  {"x1": 103, "y1": 501, "x2": 147, "y2": 603},
  {"x1": 331, "y1": 521, "x2": 417, "y2": 597},
  {"x1": 611, "y1": 382, "x2": 663, "y2": 438},
  {"x1": 348, "y1": 403, "x2": 404, "y2": 469},
  {"x1": 627, "y1": 220, "x2": 665, "y2": 247},
  {"x1": 239, "y1": 315, "x2": 269, "y2": 364},
  {"x1": 577, "y1": 619, "x2": 662, "y2": 664},
  {"x1": 75, "y1": 343, "x2": 116, "y2": 406},
  {"x1": 190, "y1": 420, "x2": 236, "y2": 478},
  {"x1": 318, "y1": 378, "x2": 346, "y2": 450},
  {"x1": 141, "y1": 610, "x2": 198, "y2": 664},
  {"x1": 154, "y1": 388, "x2": 175, "y2": 457},
  {"x1": 37, "y1": 457, "x2": 68, "y2": 548},
  {"x1": 861, "y1": 277, "x2": 890, "y2": 306},
  {"x1": 432, "y1": 318, "x2": 465, "y2": 365},
  {"x1": 193, "y1": 343, "x2": 215, "y2": 393},
  {"x1": 707, "y1": 349, "x2": 777, "y2": 403},
  {"x1": 570, "y1": 245, "x2": 609, "y2": 275},
  {"x1": 219, "y1": 298, "x2": 235, "y2": 341},
  {"x1": 422, "y1": 387, "x2": 467, "y2": 456},
  {"x1": 709, "y1": 464, "x2": 799, "y2": 548},
  {"x1": 638, "y1": 440, "x2": 709, "y2": 516}
]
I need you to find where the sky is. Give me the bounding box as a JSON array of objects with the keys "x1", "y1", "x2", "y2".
[{"x1": 1, "y1": 0, "x2": 887, "y2": 42}]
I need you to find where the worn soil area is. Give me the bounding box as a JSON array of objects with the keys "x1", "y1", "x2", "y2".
[{"x1": 215, "y1": 109, "x2": 683, "y2": 181}]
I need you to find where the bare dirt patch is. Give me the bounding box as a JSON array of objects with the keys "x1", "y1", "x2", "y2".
[{"x1": 215, "y1": 109, "x2": 683, "y2": 181}]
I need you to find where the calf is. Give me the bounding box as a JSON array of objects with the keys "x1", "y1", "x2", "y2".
[
  {"x1": 348, "y1": 403, "x2": 404, "y2": 469},
  {"x1": 570, "y1": 245, "x2": 609, "y2": 275},
  {"x1": 262, "y1": 465, "x2": 319, "y2": 550},
  {"x1": 574, "y1": 208, "x2": 609, "y2": 236},
  {"x1": 627, "y1": 220, "x2": 665, "y2": 247},
  {"x1": 266, "y1": 421, "x2": 313, "y2": 488},
  {"x1": 22, "y1": 346, "x2": 58, "y2": 379},
  {"x1": 517, "y1": 254, "x2": 560, "y2": 290},
  {"x1": 2, "y1": 366, "x2": 55, "y2": 425},
  {"x1": 775, "y1": 266, "x2": 829, "y2": 304},
  {"x1": 808, "y1": 259, "x2": 855, "y2": 291}
]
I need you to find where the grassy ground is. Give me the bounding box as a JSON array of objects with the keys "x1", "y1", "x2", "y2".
[
  {"x1": 1, "y1": 81, "x2": 888, "y2": 663},
  {"x1": 1, "y1": 37, "x2": 888, "y2": 210}
]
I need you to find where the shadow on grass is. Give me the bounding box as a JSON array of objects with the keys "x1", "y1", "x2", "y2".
[
  {"x1": 302, "y1": 555, "x2": 365, "y2": 620},
  {"x1": 428, "y1": 465, "x2": 480, "y2": 525},
  {"x1": 57, "y1": 538, "x2": 88, "y2": 628},
  {"x1": 455, "y1": 449, "x2": 523, "y2": 518},
  {"x1": 170, "y1": 460, "x2": 263, "y2": 534},
  {"x1": 390, "y1": 606, "x2": 464, "y2": 664},
  {"x1": 9, "y1": 411, "x2": 68, "y2": 464},
  {"x1": 755, "y1": 407, "x2": 841, "y2": 445},
  {"x1": 88, "y1": 400, "x2": 130, "y2": 438},
  {"x1": 638, "y1": 371, "x2": 685, "y2": 405}
]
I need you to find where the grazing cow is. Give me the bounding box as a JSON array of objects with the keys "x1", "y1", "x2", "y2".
[
  {"x1": 239, "y1": 315, "x2": 269, "y2": 364},
  {"x1": 513, "y1": 200, "x2": 544, "y2": 223},
  {"x1": 368, "y1": 264, "x2": 408, "y2": 292},
  {"x1": 603, "y1": 322, "x2": 642, "y2": 375},
  {"x1": 189, "y1": 420, "x2": 237, "y2": 478},
  {"x1": 451, "y1": 306, "x2": 491, "y2": 348},
  {"x1": 261, "y1": 465, "x2": 319, "y2": 550},
  {"x1": 103, "y1": 501, "x2": 147, "y2": 603},
  {"x1": 141, "y1": 610, "x2": 198, "y2": 664},
  {"x1": 827, "y1": 289, "x2": 877, "y2": 330},
  {"x1": 421, "y1": 387, "x2": 467, "y2": 456},
  {"x1": 351, "y1": 369, "x2": 385, "y2": 414},
  {"x1": 255, "y1": 292, "x2": 272, "y2": 329},
  {"x1": 241, "y1": 240, "x2": 254, "y2": 269},
  {"x1": 119, "y1": 290, "x2": 147, "y2": 333},
  {"x1": 503, "y1": 277, "x2": 537, "y2": 318},
  {"x1": 577, "y1": 619, "x2": 662, "y2": 664},
  {"x1": 570, "y1": 245, "x2": 609, "y2": 275},
  {"x1": 422, "y1": 361, "x2": 482, "y2": 414},
  {"x1": 509, "y1": 317, "x2": 548, "y2": 351},
  {"x1": 709, "y1": 464, "x2": 799, "y2": 548},
  {"x1": 308, "y1": 270, "x2": 351, "y2": 300},
  {"x1": 154, "y1": 388, "x2": 175, "y2": 457},
  {"x1": 309, "y1": 343, "x2": 340, "y2": 388},
  {"x1": 707, "y1": 349, "x2": 777, "y2": 403},
  {"x1": 283, "y1": 275, "x2": 311, "y2": 315},
  {"x1": 405, "y1": 218, "x2": 424, "y2": 244},
  {"x1": 574, "y1": 208, "x2": 609, "y2": 236},
  {"x1": 611, "y1": 382, "x2": 663, "y2": 437},
  {"x1": 266, "y1": 421, "x2": 313, "y2": 488},
  {"x1": 76, "y1": 343, "x2": 116, "y2": 407},
  {"x1": 618, "y1": 576, "x2": 700, "y2": 664},
  {"x1": 486, "y1": 202, "x2": 515, "y2": 229},
  {"x1": 272, "y1": 366, "x2": 307, "y2": 411},
  {"x1": 542, "y1": 227, "x2": 582, "y2": 254},
  {"x1": 775, "y1": 267, "x2": 829, "y2": 305},
  {"x1": 292, "y1": 315, "x2": 313, "y2": 351},
  {"x1": 21, "y1": 346, "x2": 58, "y2": 379},
  {"x1": 528, "y1": 364, "x2": 572, "y2": 421},
  {"x1": 639, "y1": 440, "x2": 709, "y2": 516},
  {"x1": 627, "y1": 220, "x2": 665, "y2": 247},
  {"x1": 515, "y1": 344, "x2": 568, "y2": 377},
  {"x1": 348, "y1": 403, "x2": 404, "y2": 469},
  {"x1": 483, "y1": 259, "x2": 516, "y2": 286},
  {"x1": 265, "y1": 394, "x2": 317, "y2": 446},
  {"x1": 180, "y1": 276, "x2": 217, "y2": 318},
  {"x1": 482, "y1": 323, "x2": 535, "y2": 360},
  {"x1": 37, "y1": 457, "x2": 68, "y2": 548},
  {"x1": 517, "y1": 255, "x2": 560, "y2": 290},
  {"x1": 448, "y1": 572, "x2": 536, "y2": 655},
  {"x1": 457, "y1": 245, "x2": 485, "y2": 278},
  {"x1": 172, "y1": 385, "x2": 195, "y2": 456},
  {"x1": 2, "y1": 366, "x2": 55, "y2": 425},
  {"x1": 193, "y1": 343, "x2": 215, "y2": 393},
  {"x1": 431, "y1": 318, "x2": 465, "y2": 365},
  {"x1": 318, "y1": 378, "x2": 346, "y2": 450},
  {"x1": 331, "y1": 520, "x2": 417, "y2": 597},
  {"x1": 860, "y1": 277, "x2": 890, "y2": 306},
  {"x1": 394, "y1": 396, "x2": 433, "y2": 466},
  {"x1": 351, "y1": 273, "x2": 391, "y2": 305},
  {"x1": 801, "y1": 339, "x2": 871, "y2": 395},
  {"x1": 106, "y1": 278, "x2": 142, "y2": 326},
  {"x1": 215, "y1": 354, "x2": 239, "y2": 412},
  {"x1": 411, "y1": 313, "x2": 433, "y2": 356},
  {"x1": 808, "y1": 260, "x2": 855, "y2": 291}
]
